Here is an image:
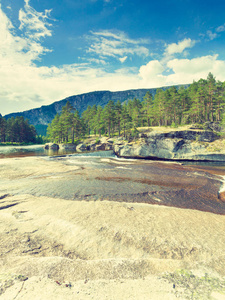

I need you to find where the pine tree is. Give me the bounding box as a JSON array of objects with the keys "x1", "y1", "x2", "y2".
[
  {"x1": 0, "y1": 115, "x2": 6, "y2": 142},
  {"x1": 102, "y1": 100, "x2": 115, "y2": 138},
  {"x1": 207, "y1": 72, "x2": 216, "y2": 122},
  {"x1": 142, "y1": 91, "x2": 153, "y2": 126},
  {"x1": 71, "y1": 110, "x2": 81, "y2": 143},
  {"x1": 60, "y1": 101, "x2": 74, "y2": 142},
  {"x1": 121, "y1": 104, "x2": 132, "y2": 137},
  {"x1": 115, "y1": 100, "x2": 122, "y2": 136}
]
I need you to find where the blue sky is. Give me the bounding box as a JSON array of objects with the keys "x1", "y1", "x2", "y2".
[{"x1": 1, "y1": 0, "x2": 225, "y2": 115}]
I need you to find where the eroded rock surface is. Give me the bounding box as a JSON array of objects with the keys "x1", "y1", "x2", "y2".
[
  {"x1": 1, "y1": 156, "x2": 225, "y2": 299},
  {"x1": 114, "y1": 129, "x2": 225, "y2": 161}
]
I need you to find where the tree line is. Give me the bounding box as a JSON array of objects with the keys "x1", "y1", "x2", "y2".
[
  {"x1": 47, "y1": 73, "x2": 225, "y2": 143},
  {"x1": 0, "y1": 115, "x2": 37, "y2": 144}
]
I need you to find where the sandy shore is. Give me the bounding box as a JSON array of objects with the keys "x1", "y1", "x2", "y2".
[{"x1": 0, "y1": 156, "x2": 225, "y2": 299}]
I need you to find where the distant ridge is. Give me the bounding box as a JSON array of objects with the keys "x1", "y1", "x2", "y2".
[{"x1": 4, "y1": 85, "x2": 189, "y2": 135}]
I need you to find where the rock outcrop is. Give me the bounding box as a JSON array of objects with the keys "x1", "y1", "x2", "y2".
[
  {"x1": 76, "y1": 143, "x2": 87, "y2": 152},
  {"x1": 44, "y1": 143, "x2": 59, "y2": 150},
  {"x1": 59, "y1": 144, "x2": 76, "y2": 151},
  {"x1": 44, "y1": 127, "x2": 225, "y2": 162},
  {"x1": 113, "y1": 129, "x2": 225, "y2": 161}
]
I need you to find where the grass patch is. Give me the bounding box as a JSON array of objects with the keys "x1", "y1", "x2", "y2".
[{"x1": 162, "y1": 269, "x2": 225, "y2": 299}]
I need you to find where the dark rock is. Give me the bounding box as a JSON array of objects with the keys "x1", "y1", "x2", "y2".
[
  {"x1": 147, "y1": 130, "x2": 218, "y2": 142},
  {"x1": 59, "y1": 144, "x2": 76, "y2": 151},
  {"x1": 204, "y1": 122, "x2": 223, "y2": 132},
  {"x1": 105, "y1": 143, "x2": 113, "y2": 150},
  {"x1": 173, "y1": 140, "x2": 185, "y2": 152},
  {"x1": 96, "y1": 143, "x2": 106, "y2": 151},
  {"x1": 76, "y1": 144, "x2": 87, "y2": 152},
  {"x1": 89, "y1": 143, "x2": 97, "y2": 151},
  {"x1": 44, "y1": 143, "x2": 59, "y2": 150},
  {"x1": 107, "y1": 138, "x2": 114, "y2": 144}
]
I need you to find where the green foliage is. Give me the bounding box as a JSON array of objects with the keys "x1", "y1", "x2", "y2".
[
  {"x1": 170, "y1": 122, "x2": 178, "y2": 128},
  {"x1": 0, "y1": 115, "x2": 36, "y2": 144},
  {"x1": 163, "y1": 269, "x2": 225, "y2": 299},
  {"x1": 45, "y1": 73, "x2": 225, "y2": 142},
  {"x1": 47, "y1": 101, "x2": 83, "y2": 143}
]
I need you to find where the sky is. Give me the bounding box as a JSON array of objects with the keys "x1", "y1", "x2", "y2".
[{"x1": 1, "y1": 0, "x2": 225, "y2": 115}]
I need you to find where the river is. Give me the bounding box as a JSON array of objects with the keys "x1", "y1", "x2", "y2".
[{"x1": 1, "y1": 145, "x2": 225, "y2": 215}]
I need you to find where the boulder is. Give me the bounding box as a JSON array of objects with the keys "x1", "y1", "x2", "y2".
[
  {"x1": 59, "y1": 144, "x2": 76, "y2": 151},
  {"x1": 76, "y1": 144, "x2": 87, "y2": 152},
  {"x1": 146, "y1": 130, "x2": 218, "y2": 143},
  {"x1": 204, "y1": 121, "x2": 223, "y2": 132},
  {"x1": 96, "y1": 143, "x2": 106, "y2": 151},
  {"x1": 44, "y1": 143, "x2": 59, "y2": 150},
  {"x1": 113, "y1": 129, "x2": 225, "y2": 161},
  {"x1": 105, "y1": 143, "x2": 113, "y2": 150},
  {"x1": 107, "y1": 138, "x2": 114, "y2": 144},
  {"x1": 89, "y1": 143, "x2": 97, "y2": 151}
]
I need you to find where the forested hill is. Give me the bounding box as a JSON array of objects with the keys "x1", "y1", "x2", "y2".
[{"x1": 4, "y1": 85, "x2": 187, "y2": 134}]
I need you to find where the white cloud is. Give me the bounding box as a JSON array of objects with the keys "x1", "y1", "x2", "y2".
[
  {"x1": 206, "y1": 30, "x2": 217, "y2": 41},
  {"x1": 216, "y1": 24, "x2": 225, "y2": 32},
  {"x1": 0, "y1": 1, "x2": 52, "y2": 68},
  {"x1": 19, "y1": 0, "x2": 52, "y2": 40},
  {"x1": 87, "y1": 30, "x2": 149, "y2": 61},
  {"x1": 119, "y1": 56, "x2": 127, "y2": 63},
  {"x1": 138, "y1": 54, "x2": 225, "y2": 89},
  {"x1": 0, "y1": 3, "x2": 142, "y2": 115},
  {"x1": 2, "y1": 3, "x2": 225, "y2": 116},
  {"x1": 165, "y1": 55, "x2": 225, "y2": 85},
  {"x1": 139, "y1": 60, "x2": 164, "y2": 77},
  {"x1": 138, "y1": 60, "x2": 166, "y2": 88},
  {"x1": 164, "y1": 38, "x2": 196, "y2": 56},
  {"x1": 86, "y1": 58, "x2": 107, "y2": 65}
]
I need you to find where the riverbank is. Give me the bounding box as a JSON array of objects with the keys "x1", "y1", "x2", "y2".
[
  {"x1": 0, "y1": 155, "x2": 225, "y2": 298},
  {"x1": 44, "y1": 124, "x2": 225, "y2": 162}
]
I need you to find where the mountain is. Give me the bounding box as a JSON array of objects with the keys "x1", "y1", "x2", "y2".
[{"x1": 4, "y1": 85, "x2": 188, "y2": 135}]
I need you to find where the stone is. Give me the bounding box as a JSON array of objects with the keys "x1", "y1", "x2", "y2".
[
  {"x1": 113, "y1": 129, "x2": 225, "y2": 161},
  {"x1": 96, "y1": 143, "x2": 106, "y2": 151},
  {"x1": 107, "y1": 138, "x2": 114, "y2": 144},
  {"x1": 105, "y1": 143, "x2": 113, "y2": 150},
  {"x1": 89, "y1": 143, "x2": 97, "y2": 151},
  {"x1": 59, "y1": 144, "x2": 76, "y2": 151},
  {"x1": 76, "y1": 144, "x2": 87, "y2": 152},
  {"x1": 44, "y1": 143, "x2": 59, "y2": 150}
]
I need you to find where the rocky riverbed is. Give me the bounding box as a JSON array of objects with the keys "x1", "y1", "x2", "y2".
[
  {"x1": 45, "y1": 124, "x2": 225, "y2": 162},
  {"x1": 0, "y1": 155, "x2": 225, "y2": 299}
]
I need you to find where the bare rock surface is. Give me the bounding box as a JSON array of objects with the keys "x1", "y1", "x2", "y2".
[
  {"x1": 0, "y1": 156, "x2": 225, "y2": 298},
  {"x1": 114, "y1": 128, "x2": 225, "y2": 161}
]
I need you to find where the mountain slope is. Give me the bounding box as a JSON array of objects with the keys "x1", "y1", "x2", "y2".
[{"x1": 4, "y1": 85, "x2": 188, "y2": 134}]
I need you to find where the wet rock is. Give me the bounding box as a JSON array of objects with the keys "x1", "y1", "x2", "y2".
[
  {"x1": 59, "y1": 144, "x2": 76, "y2": 151},
  {"x1": 218, "y1": 191, "x2": 225, "y2": 202},
  {"x1": 105, "y1": 143, "x2": 113, "y2": 150},
  {"x1": 204, "y1": 121, "x2": 223, "y2": 132},
  {"x1": 44, "y1": 143, "x2": 59, "y2": 150},
  {"x1": 89, "y1": 143, "x2": 97, "y2": 151},
  {"x1": 107, "y1": 138, "x2": 114, "y2": 144},
  {"x1": 76, "y1": 144, "x2": 87, "y2": 152},
  {"x1": 96, "y1": 143, "x2": 106, "y2": 151}
]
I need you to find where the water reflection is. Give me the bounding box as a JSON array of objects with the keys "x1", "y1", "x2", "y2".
[
  {"x1": 0, "y1": 145, "x2": 115, "y2": 159},
  {"x1": 0, "y1": 145, "x2": 77, "y2": 158}
]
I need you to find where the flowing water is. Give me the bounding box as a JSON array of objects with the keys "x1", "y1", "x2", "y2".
[
  {"x1": 0, "y1": 145, "x2": 116, "y2": 158},
  {"x1": 1, "y1": 145, "x2": 225, "y2": 214}
]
